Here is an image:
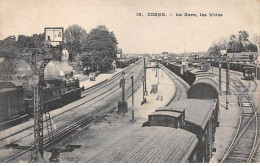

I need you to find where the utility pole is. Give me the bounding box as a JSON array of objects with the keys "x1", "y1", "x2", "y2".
[
  {"x1": 131, "y1": 76, "x2": 134, "y2": 107},
  {"x1": 130, "y1": 76, "x2": 135, "y2": 122},
  {"x1": 220, "y1": 50, "x2": 228, "y2": 97},
  {"x1": 121, "y1": 72, "x2": 125, "y2": 102},
  {"x1": 118, "y1": 71, "x2": 128, "y2": 114},
  {"x1": 226, "y1": 59, "x2": 230, "y2": 110},
  {"x1": 256, "y1": 41, "x2": 259, "y2": 80},
  {"x1": 92, "y1": 56, "x2": 94, "y2": 73},
  {"x1": 144, "y1": 58, "x2": 147, "y2": 95},
  {"x1": 155, "y1": 63, "x2": 157, "y2": 77},
  {"x1": 141, "y1": 75, "x2": 147, "y2": 105},
  {"x1": 157, "y1": 64, "x2": 159, "y2": 84},
  {"x1": 161, "y1": 64, "x2": 163, "y2": 77},
  {"x1": 211, "y1": 57, "x2": 214, "y2": 75},
  {"x1": 219, "y1": 54, "x2": 222, "y2": 95}
]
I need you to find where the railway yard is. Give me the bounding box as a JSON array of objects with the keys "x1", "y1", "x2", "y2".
[
  {"x1": 1, "y1": 0, "x2": 260, "y2": 163},
  {"x1": 0, "y1": 58, "x2": 260, "y2": 163}
]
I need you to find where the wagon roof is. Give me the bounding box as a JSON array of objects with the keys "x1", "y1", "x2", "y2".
[
  {"x1": 192, "y1": 77, "x2": 219, "y2": 93},
  {"x1": 0, "y1": 88, "x2": 16, "y2": 93},
  {"x1": 149, "y1": 111, "x2": 182, "y2": 118},
  {"x1": 168, "y1": 99, "x2": 215, "y2": 129},
  {"x1": 0, "y1": 80, "x2": 23, "y2": 87},
  {"x1": 89, "y1": 127, "x2": 198, "y2": 163},
  {"x1": 188, "y1": 69, "x2": 207, "y2": 74},
  {"x1": 155, "y1": 106, "x2": 185, "y2": 113},
  {"x1": 116, "y1": 59, "x2": 129, "y2": 62}
]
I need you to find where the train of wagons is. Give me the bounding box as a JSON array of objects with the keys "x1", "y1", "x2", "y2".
[
  {"x1": 115, "y1": 57, "x2": 140, "y2": 69},
  {"x1": 209, "y1": 60, "x2": 260, "y2": 80},
  {"x1": 83, "y1": 57, "x2": 139, "y2": 75},
  {"x1": 0, "y1": 74, "x2": 81, "y2": 130},
  {"x1": 89, "y1": 61, "x2": 220, "y2": 163}
]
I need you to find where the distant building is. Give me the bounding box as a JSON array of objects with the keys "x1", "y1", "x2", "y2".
[
  {"x1": 227, "y1": 52, "x2": 258, "y2": 62},
  {"x1": 61, "y1": 50, "x2": 69, "y2": 61},
  {"x1": 116, "y1": 48, "x2": 122, "y2": 59},
  {"x1": 191, "y1": 53, "x2": 199, "y2": 59}
]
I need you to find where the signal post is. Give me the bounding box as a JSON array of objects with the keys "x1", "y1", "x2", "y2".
[{"x1": 31, "y1": 27, "x2": 63, "y2": 162}]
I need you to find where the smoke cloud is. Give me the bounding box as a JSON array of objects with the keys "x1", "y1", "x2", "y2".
[{"x1": 45, "y1": 61, "x2": 73, "y2": 78}]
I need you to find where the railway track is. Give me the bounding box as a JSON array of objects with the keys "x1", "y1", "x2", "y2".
[
  {"x1": 221, "y1": 95, "x2": 258, "y2": 163},
  {"x1": 81, "y1": 61, "x2": 141, "y2": 97},
  {"x1": 0, "y1": 61, "x2": 142, "y2": 131},
  {"x1": 0, "y1": 62, "x2": 143, "y2": 145},
  {"x1": 0, "y1": 61, "x2": 144, "y2": 163},
  {"x1": 212, "y1": 67, "x2": 259, "y2": 163},
  {"x1": 161, "y1": 65, "x2": 190, "y2": 104}
]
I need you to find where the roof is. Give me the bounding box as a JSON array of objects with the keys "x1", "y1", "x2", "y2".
[
  {"x1": 155, "y1": 106, "x2": 185, "y2": 113},
  {"x1": 0, "y1": 88, "x2": 16, "y2": 93},
  {"x1": 45, "y1": 77, "x2": 62, "y2": 81},
  {"x1": 149, "y1": 111, "x2": 182, "y2": 118},
  {"x1": 187, "y1": 77, "x2": 219, "y2": 99},
  {"x1": 167, "y1": 99, "x2": 215, "y2": 129},
  {"x1": 188, "y1": 69, "x2": 207, "y2": 74},
  {"x1": 193, "y1": 77, "x2": 219, "y2": 91},
  {"x1": 116, "y1": 59, "x2": 129, "y2": 62},
  {"x1": 0, "y1": 80, "x2": 23, "y2": 87},
  {"x1": 89, "y1": 127, "x2": 198, "y2": 163}
]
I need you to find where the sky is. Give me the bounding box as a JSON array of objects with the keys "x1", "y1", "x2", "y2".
[{"x1": 0, "y1": 0, "x2": 260, "y2": 54}]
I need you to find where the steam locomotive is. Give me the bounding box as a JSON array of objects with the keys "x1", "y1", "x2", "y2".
[{"x1": 0, "y1": 75, "x2": 81, "y2": 130}]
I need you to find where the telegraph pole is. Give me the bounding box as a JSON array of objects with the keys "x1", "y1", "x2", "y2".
[
  {"x1": 155, "y1": 63, "x2": 157, "y2": 77},
  {"x1": 256, "y1": 42, "x2": 259, "y2": 80},
  {"x1": 118, "y1": 71, "x2": 128, "y2": 114},
  {"x1": 144, "y1": 58, "x2": 147, "y2": 95},
  {"x1": 157, "y1": 64, "x2": 159, "y2": 84},
  {"x1": 121, "y1": 72, "x2": 125, "y2": 102},
  {"x1": 141, "y1": 75, "x2": 147, "y2": 105},
  {"x1": 130, "y1": 76, "x2": 135, "y2": 122},
  {"x1": 161, "y1": 63, "x2": 163, "y2": 77},
  {"x1": 211, "y1": 57, "x2": 214, "y2": 75},
  {"x1": 131, "y1": 76, "x2": 134, "y2": 107},
  {"x1": 219, "y1": 58, "x2": 222, "y2": 95},
  {"x1": 226, "y1": 58, "x2": 230, "y2": 110}
]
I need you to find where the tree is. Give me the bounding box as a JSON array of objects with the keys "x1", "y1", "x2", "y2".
[
  {"x1": 0, "y1": 36, "x2": 19, "y2": 79},
  {"x1": 64, "y1": 24, "x2": 87, "y2": 60},
  {"x1": 208, "y1": 31, "x2": 258, "y2": 57},
  {"x1": 81, "y1": 25, "x2": 118, "y2": 72}
]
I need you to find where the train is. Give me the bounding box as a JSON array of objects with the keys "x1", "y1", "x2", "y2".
[
  {"x1": 0, "y1": 75, "x2": 81, "y2": 130},
  {"x1": 142, "y1": 76, "x2": 219, "y2": 162},
  {"x1": 209, "y1": 60, "x2": 260, "y2": 80},
  {"x1": 89, "y1": 64, "x2": 220, "y2": 163},
  {"x1": 116, "y1": 57, "x2": 139, "y2": 69}
]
